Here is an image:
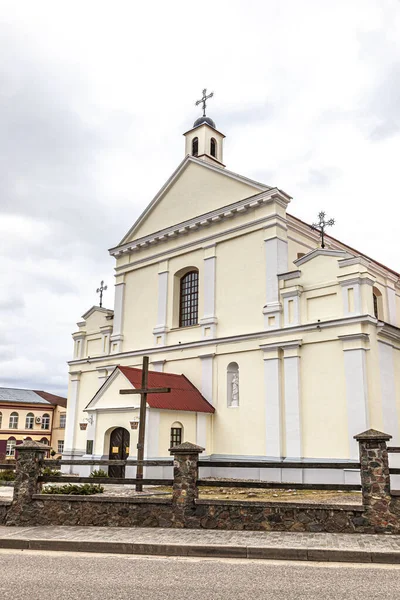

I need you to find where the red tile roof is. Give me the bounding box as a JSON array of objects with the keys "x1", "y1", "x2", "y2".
[{"x1": 118, "y1": 367, "x2": 215, "y2": 414}]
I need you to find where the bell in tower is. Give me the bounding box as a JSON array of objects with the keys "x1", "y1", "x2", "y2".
[{"x1": 183, "y1": 89, "x2": 225, "y2": 167}]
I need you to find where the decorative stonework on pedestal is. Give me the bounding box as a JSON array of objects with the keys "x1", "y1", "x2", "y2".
[
  {"x1": 6, "y1": 440, "x2": 49, "y2": 526},
  {"x1": 354, "y1": 429, "x2": 397, "y2": 533},
  {"x1": 169, "y1": 441, "x2": 204, "y2": 528}
]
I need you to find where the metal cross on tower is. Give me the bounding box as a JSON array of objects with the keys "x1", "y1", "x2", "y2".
[
  {"x1": 96, "y1": 280, "x2": 107, "y2": 308},
  {"x1": 195, "y1": 88, "x2": 214, "y2": 117},
  {"x1": 311, "y1": 211, "x2": 335, "y2": 249},
  {"x1": 119, "y1": 356, "x2": 171, "y2": 491}
]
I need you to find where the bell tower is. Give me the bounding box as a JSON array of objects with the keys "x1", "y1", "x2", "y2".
[{"x1": 184, "y1": 89, "x2": 225, "y2": 167}]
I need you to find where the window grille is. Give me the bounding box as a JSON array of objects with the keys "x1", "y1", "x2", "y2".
[
  {"x1": 179, "y1": 271, "x2": 199, "y2": 327},
  {"x1": 170, "y1": 427, "x2": 182, "y2": 448}
]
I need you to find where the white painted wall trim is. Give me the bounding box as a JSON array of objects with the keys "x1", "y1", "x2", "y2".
[
  {"x1": 63, "y1": 371, "x2": 81, "y2": 457},
  {"x1": 343, "y1": 347, "x2": 369, "y2": 459},
  {"x1": 387, "y1": 287, "x2": 397, "y2": 326},
  {"x1": 200, "y1": 353, "x2": 214, "y2": 405},
  {"x1": 378, "y1": 341, "x2": 399, "y2": 443},
  {"x1": 111, "y1": 282, "x2": 125, "y2": 353},
  {"x1": 283, "y1": 352, "x2": 302, "y2": 458},
  {"x1": 196, "y1": 413, "x2": 207, "y2": 449},
  {"x1": 153, "y1": 264, "x2": 169, "y2": 345},
  {"x1": 263, "y1": 351, "x2": 282, "y2": 457}
]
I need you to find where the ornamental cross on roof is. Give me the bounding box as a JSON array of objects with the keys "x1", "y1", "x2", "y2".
[
  {"x1": 311, "y1": 211, "x2": 335, "y2": 249},
  {"x1": 96, "y1": 280, "x2": 107, "y2": 308},
  {"x1": 195, "y1": 88, "x2": 214, "y2": 117}
]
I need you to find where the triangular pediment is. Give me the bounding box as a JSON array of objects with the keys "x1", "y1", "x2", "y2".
[
  {"x1": 84, "y1": 368, "x2": 141, "y2": 412},
  {"x1": 118, "y1": 156, "x2": 269, "y2": 244},
  {"x1": 294, "y1": 248, "x2": 354, "y2": 267}
]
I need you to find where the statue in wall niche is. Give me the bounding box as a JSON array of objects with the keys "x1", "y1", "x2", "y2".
[{"x1": 231, "y1": 372, "x2": 239, "y2": 407}]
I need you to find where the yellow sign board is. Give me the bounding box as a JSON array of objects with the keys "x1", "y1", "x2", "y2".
[{"x1": 112, "y1": 446, "x2": 119, "y2": 453}]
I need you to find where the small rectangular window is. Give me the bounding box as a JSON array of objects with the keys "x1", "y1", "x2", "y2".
[
  {"x1": 59, "y1": 414, "x2": 66, "y2": 428},
  {"x1": 170, "y1": 428, "x2": 182, "y2": 448},
  {"x1": 58, "y1": 440, "x2": 64, "y2": 454},
  {"x1": 86, "y1": 440, "x2": 94, "y2": 455}
]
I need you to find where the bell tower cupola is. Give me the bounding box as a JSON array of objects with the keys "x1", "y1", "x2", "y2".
[{"x1": 184, "y1": 89, "x2": 225, "y2": 167}]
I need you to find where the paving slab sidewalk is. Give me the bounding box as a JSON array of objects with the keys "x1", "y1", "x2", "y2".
[{"x1": 1, "y1": 526, "x2": 400, "y2": 563}]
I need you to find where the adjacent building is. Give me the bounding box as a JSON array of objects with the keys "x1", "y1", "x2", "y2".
[{"x1": 0, "y1": 388, "x2": 67, "y2": 459}]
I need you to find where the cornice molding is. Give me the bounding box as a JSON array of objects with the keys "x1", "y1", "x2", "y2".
[
  {"x1": 110, "y1": 188, "x2": 291, "y2": 258},
  {"x1": 68, "y1": 314, "x2": 377, "y2": 369},
  {"x1": 294, "y1": 248, "x2": 353, "y2": 267}
]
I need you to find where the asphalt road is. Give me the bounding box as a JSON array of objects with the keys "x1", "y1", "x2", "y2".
[{"x1": 1, "y1": 549, "x2": 399, "y2": 600}]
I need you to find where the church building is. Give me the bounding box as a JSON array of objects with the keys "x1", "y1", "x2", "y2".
[{"x1": 63, "y1": 93, "x2": 400, "y2": 481}]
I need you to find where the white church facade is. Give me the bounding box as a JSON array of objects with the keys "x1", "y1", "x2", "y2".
[{"x1": 63, "y1": 101, "x2": 400, "y2": 480}]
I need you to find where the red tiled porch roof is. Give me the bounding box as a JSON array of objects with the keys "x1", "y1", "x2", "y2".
[{"x1": 118, "y1": 366, "x2": 215, "y2": 414}]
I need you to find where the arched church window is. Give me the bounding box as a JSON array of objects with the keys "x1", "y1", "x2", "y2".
[
  {"x1": 373, "y1": 287, "x2": 383, "y2": 320},
  {"x1": 227, "y1": 362, "x2": 239, "y2": 407},
  {"x1": 210, "y1": 137, "x2": 217, "y2": 158},
  {"x1": 170, "y1": 422, "x2": 183, "y2": 448},
  {"x1": 192, "y1": 137, "x2": 199, "y2": 157},
  {"x1": 179, "y1": 270, "x2": 199, "y2": 327}
]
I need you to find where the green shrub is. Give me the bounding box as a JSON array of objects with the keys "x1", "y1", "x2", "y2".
[
  {"x1": 42, "y1": 483, "x2": 104, "y2": 495},
  {"x1": 0, "y1": 470, "x2": 16, "y2": 481},
  {"x1": 90, "y1": 469, "x2": 109, "y2": 478},
  {"x1": 41, "y1": 467, "x2": 62, "y2": 477}
]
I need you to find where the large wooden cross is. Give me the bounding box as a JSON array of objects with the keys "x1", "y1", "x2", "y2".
[{"x1": 119, "y1": 356, "x2": 170, "y2": 491}]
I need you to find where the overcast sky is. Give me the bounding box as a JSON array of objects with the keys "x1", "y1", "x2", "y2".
[{"x1": 0, "y1": 0, "x2": 399, "y2": 395}]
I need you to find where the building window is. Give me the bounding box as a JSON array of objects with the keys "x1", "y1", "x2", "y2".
[
  {"x1": 373, "y1": 287, "x2": 383, "y2": 320},
  {"x1": 170, "y1": 424, "x2": 182, "y2": 448},
  {"x1": 9, "y1": 412, "x2": 18, "y2": 429},
  {"x1": 192, "y1": 137, "x2": 198, "y2": 157},
  {"x1": 59, "y1": 413, "x2": 66, "y2": 429},
  {"x1": 58, "y1": 440, "x2": 64, "y2": 454},
  {"x1": 6, "y1": 438, "x2": 16, "y2": 457},
  {"x1": 210, "y1": 137, "x2": 217, "y2": 158},
  {"x1": 227, "y1": 362, "x2": 239, "y2": 407},
  {"x1": 25, "y1": 413, "x2": 34, "y2": 430},
  {"x1": 179, "y1": 270, "x2": 199, "y2": 327},
  {"x1": 86, "y1": 440, "x2": 94, "y2": 455},
  {"x1": 41, "y1": 413, "x2": 50, "y2": 430}
]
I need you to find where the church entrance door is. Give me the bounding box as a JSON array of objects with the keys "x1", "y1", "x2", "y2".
[{"x1": 108, "y1": 427, "x2": 130, "y2": 478}]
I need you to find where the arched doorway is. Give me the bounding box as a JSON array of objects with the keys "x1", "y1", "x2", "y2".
[{"x1": 108, "y1": 427, "x2": 130, "y2": 478}]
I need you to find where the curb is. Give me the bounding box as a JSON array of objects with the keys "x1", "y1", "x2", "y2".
[{"x1": 1, "y1": 537, "x2": 400, "y2": 564}]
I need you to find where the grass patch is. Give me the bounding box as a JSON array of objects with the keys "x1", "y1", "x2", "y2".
[{"x1": 42, "y1": 483, "x2": 104, "y2": 495}]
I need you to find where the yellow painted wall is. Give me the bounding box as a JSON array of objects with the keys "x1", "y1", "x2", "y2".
[
  {"x1": 212, "y1": 350, "x2": 265, "y2": 456},
  {"x1": 216, "y1": 230, "x2": 265, "y2": 336},
  {"x1": 301, "y1": 341, "x2": 348, "y2": 458},
  {"x1": 123, "y1": 262, "x2": 159, "y2": 350},
  {"x1": 131, "y1": 161, "x2": 261, "y2": 240}
]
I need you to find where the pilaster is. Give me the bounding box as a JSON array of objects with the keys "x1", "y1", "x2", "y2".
[
  {"x1": 153, "y1": 261, "x2": 169, "y2": 346},
  {"x1": 63, "y1": 370, "x2": 81, "y2": 455},
  {"x1": 261, "y1": 344, "x2": 283, "y2": 458},
  {"x1": 199, "y1": 244, "x2": 217, "y2": 338},
  {"x1": 282, "y1": 286, "x2": 302, "y2": 327},
  {"x1": 263, "y1": 224, "x2": 288, "y2": 330},
  {"x1": 340, "y1": 333, "x2": 370, "y2": 459},
  {"x1": 200, "y1": 353, "x2": 215, "y2": 405},
  {"x1": 378, "y1": 341, "x2": 399, "y2": 444},
  {"x1": 282, "y1": 341, "x2": 302, "y2": 458},
  {"x1": 110, "y1": 279, "x2": 125, "y2": 353}
]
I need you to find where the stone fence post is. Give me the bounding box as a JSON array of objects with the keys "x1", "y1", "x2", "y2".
[
  {"x1": 6, "y1": 440, "x2": 48, "y2": 526},
  {"x1": 354, "y1": 429, "x2": 398, "y2": 533},
  {"x1": 169, "y1": 441, "x2": 204, "y2": 528}
]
